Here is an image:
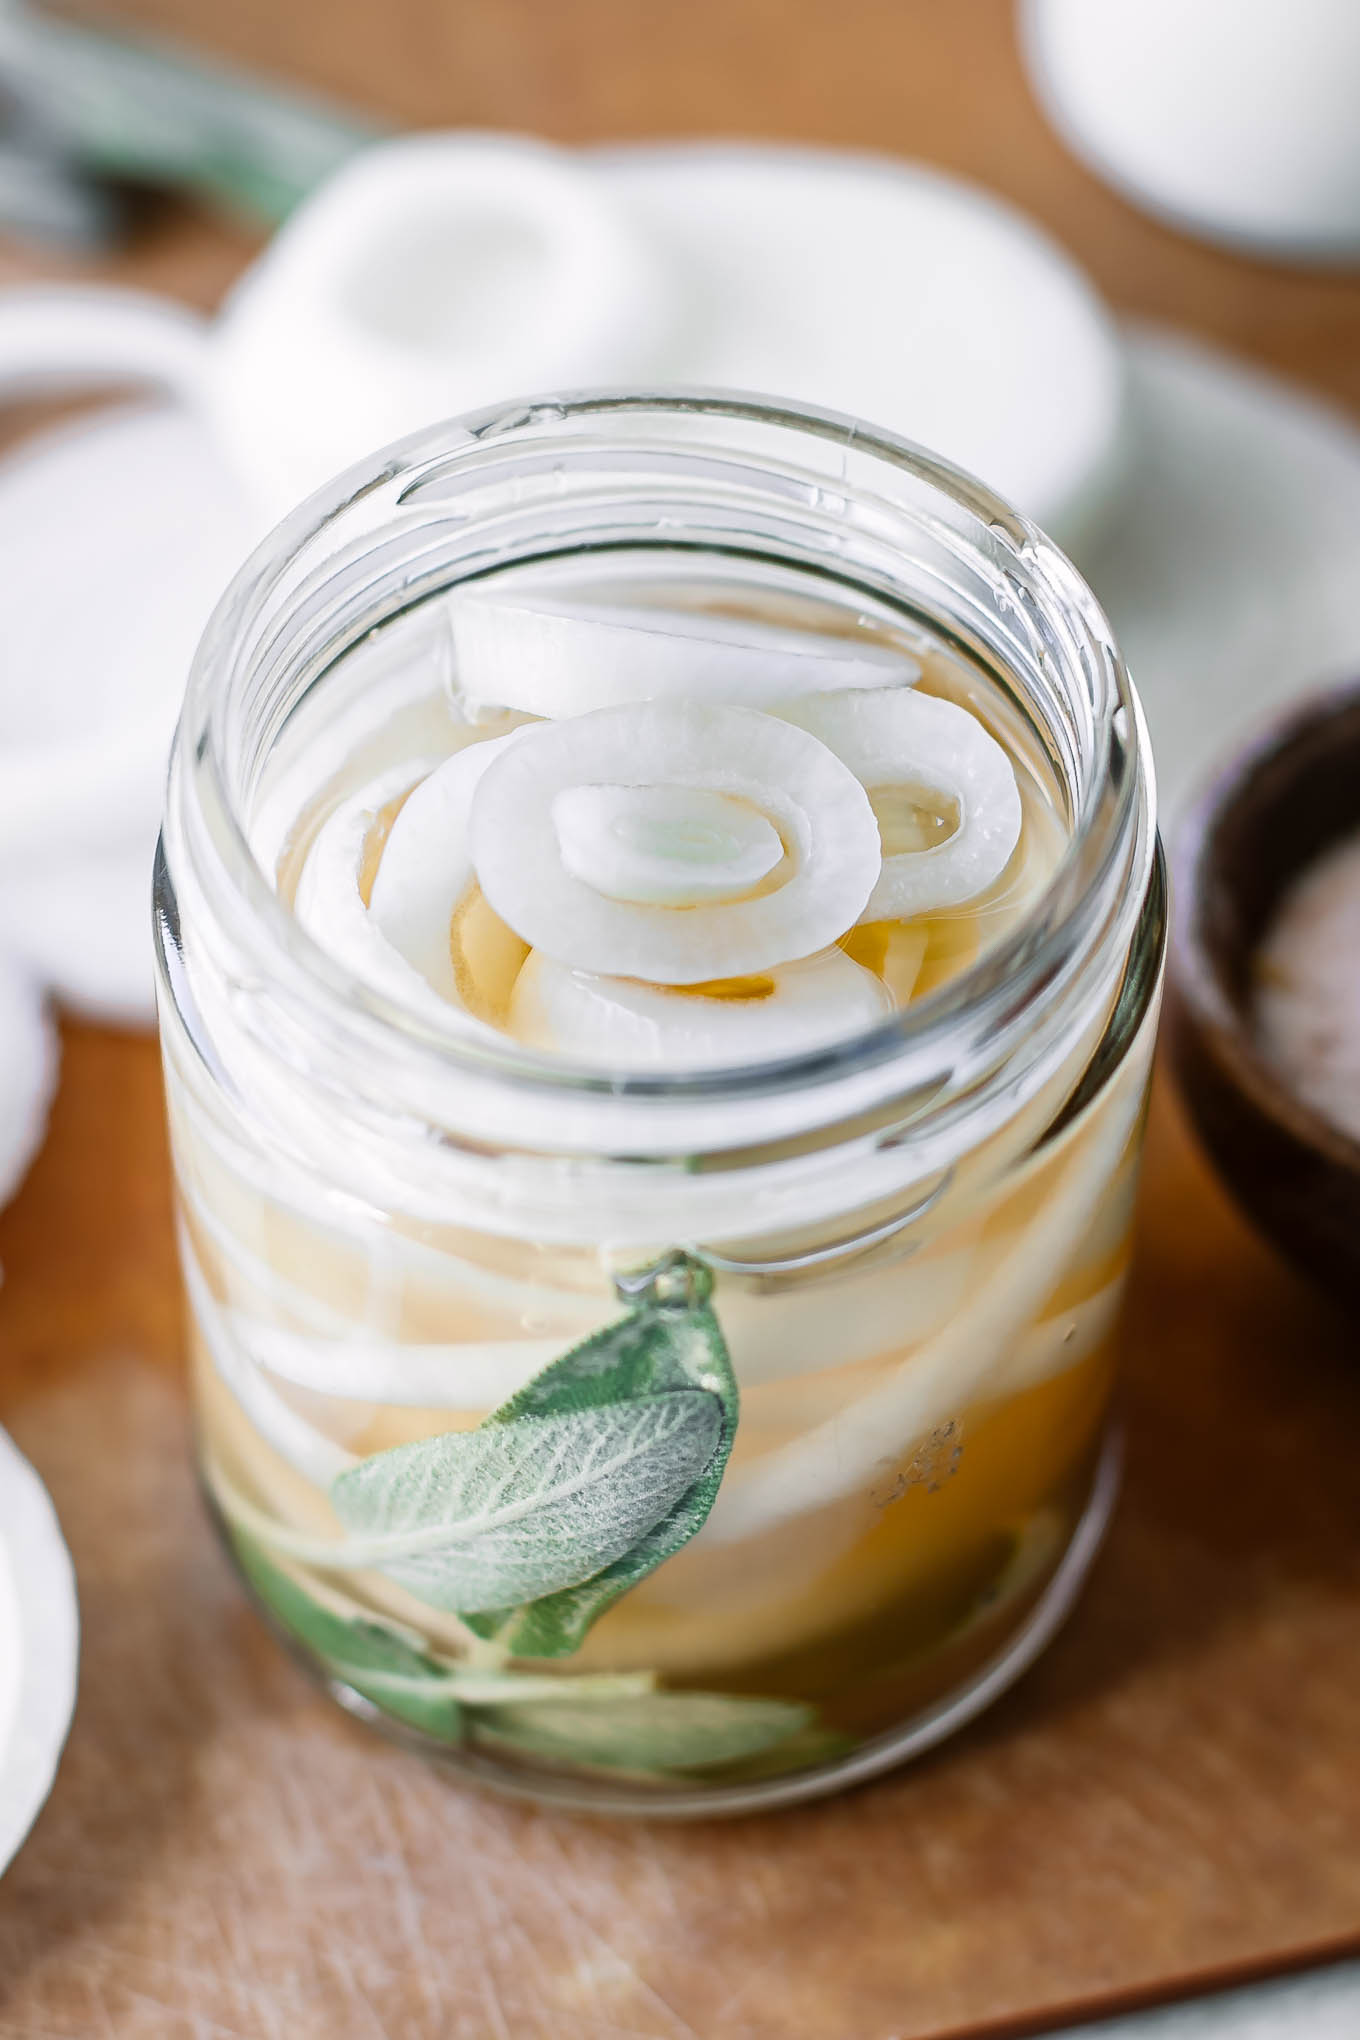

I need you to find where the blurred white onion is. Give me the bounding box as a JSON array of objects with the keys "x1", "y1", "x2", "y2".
[{"x1": 207, "y1": 133, "x2": 676, "y2": 516}]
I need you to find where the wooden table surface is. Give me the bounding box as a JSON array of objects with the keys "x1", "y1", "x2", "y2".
[{"x1": 3, "y1": 5, "x2": 1360, "y2": 2036}]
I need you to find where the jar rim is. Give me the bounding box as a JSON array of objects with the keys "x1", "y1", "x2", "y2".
[{"x1": 166, "y1": 387, "x2": 1154, "y2": 1154}]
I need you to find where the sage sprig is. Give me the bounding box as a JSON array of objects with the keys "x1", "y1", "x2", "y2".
[
  {"x1": 232, "y1": 1528, "x2": 834, "y2": 1780},
  {"x1": 471, "y1": 1691, "x2": 814, "y2": 1775},
  {"x1": 232, "y1": 1527, "x2": 466, "y2": 1739},
  {"x1": 461, "y1": 1253, "x2": 740, "y2": 1656},
  {"x1": 221, "y1": 1256, "x2": 850, "y2": 1782},
  {"x1": 323, "y1": 1251, "x2": 739, "y2": 1657},
  {"x1": 328, "y1": 1392, "x2": 722, "y2": 1614},
  {"x1": 220, "y1": 1253, "x2": 739, "y2": 1655}
]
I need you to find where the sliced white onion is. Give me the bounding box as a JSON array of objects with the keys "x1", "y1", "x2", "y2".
[
  {"x1": 209, "y1": 134, "x2": 675, "y2": 517},
  {"x1": 510, "y1": 947, "x2": 893, "y2": 1069},
  {"x1": 182, "y1": 1235, "x2": 355, "y2": 1488},
  {"x1": 781, "y1": 689, "x2": 1022, "y2": 921},
  {"x1": 241, "y1": 1318, "x2": 564, "y2": 1411},
  {"x1": 718, "y1": 1241, "x2": 975, "y2": 1391},
  {"x1": 450, "y1": 592, "x2": 918, "y2": 717},
  {"x1": 367, "y1": 731, "x2": 527, "y2": 998},
  {"x1": 986, "y1": 1275, "x2": 1126, "y2": 1405},
  {"x1": 552, "y1": 783, "x2": 784, "y2": 905},
  {"x1": 293, "y1": 762, "x2": 454, "y2": 1023},
  {"x1": 703, "y1": 1065, "x2": 1149, "y2": 1543},
  {"x1": 181, "y1": 1172, "x2": 608, "y2": 1343},
  {"x1": 471, "y1": 702, "x2": 881, "y2": 982}
]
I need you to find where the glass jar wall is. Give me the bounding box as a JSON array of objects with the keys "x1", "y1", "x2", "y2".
[{"x1": 156, "y1": 393, "x2": 1161, "y2": 1813}]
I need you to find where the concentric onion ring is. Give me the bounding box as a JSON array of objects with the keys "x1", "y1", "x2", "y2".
[
  {"x1": 552, "y1": 782, "x2": 784, "y2": 905},
  {"x1": 468, "y1": 701, "x2": 882, "y2": 983},
  {"x1": 510, "y1": 947, "x2": 893, "y2": 1069},
  {"x1": 367, "y1": 729, "x2": 527, "y2": 998},
  {"x1": 780, "y1": 689, "x2": 1022, "y2": 921},
  {"x1": 451, "y1": 592, "x2": 917, "y2": 717},
  {"x1": 293, "y1": 762, "x2": 454, "y2": 1022}
]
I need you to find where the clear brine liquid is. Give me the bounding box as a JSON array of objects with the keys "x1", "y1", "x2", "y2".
[{"x1": 169, "y1": 567, "x2": 1148, "y2": 1796}]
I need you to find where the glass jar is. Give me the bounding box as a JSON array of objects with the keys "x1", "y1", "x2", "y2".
[{"x1": 156, "y1": 392, "x2": 1162, "y2": 1815}]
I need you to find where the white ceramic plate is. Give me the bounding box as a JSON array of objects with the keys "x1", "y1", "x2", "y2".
[
  {"x1": 0, "y1": 1426, "x2": 79, "y2": 1876},
  {"x1": 1079, "y1": 325, "x2": 1360, "y2": 814},
  {"x1": 0, "y1": 402, "x2": 256, "y2": 1026},
  {"x1": 0, "y1": 958, "x2": 56, "y2": 1209},
  {"x1": 595, "y1": 142, "x2": 1127, "y2": 552}
]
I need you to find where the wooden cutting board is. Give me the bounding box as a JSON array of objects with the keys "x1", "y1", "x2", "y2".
[{"x1": 1, "y1": 1030, "x2": 1358, "y2": 2040}]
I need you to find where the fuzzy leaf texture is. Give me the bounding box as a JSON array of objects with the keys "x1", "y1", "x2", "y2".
[
  {"x1": 330, "y1": 1391, "x2": 721, "y2": 1614},
  {"x1": 326, "y1": 1259, "x2": 739, "y2": 1656},
  {"x1": 461, "y1": 1278, "x2": 740, "y2": 1656}
]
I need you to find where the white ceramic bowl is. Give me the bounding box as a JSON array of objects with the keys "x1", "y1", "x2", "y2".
[{"x1": 0, "y1": 1427, "x2": 79, "y2": 1876}]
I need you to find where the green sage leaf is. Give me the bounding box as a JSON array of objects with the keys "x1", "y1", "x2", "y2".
[
  {"x1": 473, "y1": 1689, "x2": 813, "y2": 1775},
  {"x1": 230, "y1": 1530, "x2": 849, "y2": 1787},
  {"x1": 329, "y1": 1391, "x2": 722, "y2": 1614},
  {"x1": 713, "y1": 1720, "x2": 860, "y2": 1783},
  {"x1": 230, "y1": 1527, "x2": 464, "y2": 1740},
  {"x1": 463, "y1": 1277, "x2": 740, "y2": 1657}
]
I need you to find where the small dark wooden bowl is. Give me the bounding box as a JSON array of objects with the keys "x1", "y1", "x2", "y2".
[{"x1": 1168, "y1": 680, "x2": 1360, "y2": 1314}]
